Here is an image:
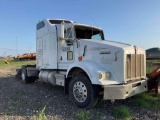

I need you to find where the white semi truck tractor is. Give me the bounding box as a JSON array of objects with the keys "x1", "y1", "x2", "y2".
[{"x1": 19, "y1": 19, "x2": 148, "y2": 109}]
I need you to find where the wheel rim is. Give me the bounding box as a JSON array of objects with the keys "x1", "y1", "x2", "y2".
[
  {"x1": 21, "y1": 71, "x2": 25, "y2": 81},
  {"x1": 73, "y1": 81, "x2": 87, "y2": 102}
]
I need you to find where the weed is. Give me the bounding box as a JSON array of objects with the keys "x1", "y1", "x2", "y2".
[
  {"x1": 131, "y1": 93, "x2": 160, "y2": 109},
  {"x1": 112, "y1": 106, "x2": 131, "y2": 120},
  {"x1": 157, "y1": 96, "x2": 160, "y2": 103},
  {"x1": 76, "y1": 110, "x2": 91, "y2": 120},
  {"x1": 32, "y1": 106, "x2": 47, "y2": 120},
  {"x1": 12, "y1": 96, "x2": 19, "y2": 102},
  {"x1": 38, "y1": 106, "x2": 47, "y2": 120},
  {"x1": 25, "y1": 102, "x2": 44, "y2": 110},
  {"x1": 35, "y1": 102, "x2": 44, "y2": 110},
  {"x1": 4, "y1": 111, "x2": 12, "y2": 116},
  {"x1": 95, "y1": 112, "x2": 100, "y2": 120}
]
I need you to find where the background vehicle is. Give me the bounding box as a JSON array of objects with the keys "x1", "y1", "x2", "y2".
[{"x1": 14, "y1": 53, "x2": 36, "y2": 60}]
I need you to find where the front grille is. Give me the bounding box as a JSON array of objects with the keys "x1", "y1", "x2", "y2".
[{"x1": 126, "y1": 54, "x2": 145, "y2": 81}]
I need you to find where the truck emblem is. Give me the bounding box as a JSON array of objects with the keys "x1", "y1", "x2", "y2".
[
  {"x1": 100, "y1": 48, "x2": 111, "y2": 54},
  {"x1": 61, "y1": 47, "x2": 70, "y2": 52},
  {"x1": 89, "y1": 47, "x2": 109, "y2": 52},
  {"x1": 100, "y1": 51, "x2": 111, "y2": 54}
]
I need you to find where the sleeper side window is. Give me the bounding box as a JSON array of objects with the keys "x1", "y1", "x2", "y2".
[{"x1": 37, "y1": 21, "x2": 45, "y2": 30}]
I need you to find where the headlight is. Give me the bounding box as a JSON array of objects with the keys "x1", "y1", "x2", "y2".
[{"x1": 99, "y1": 72, "x2": 111, "y2": 80}]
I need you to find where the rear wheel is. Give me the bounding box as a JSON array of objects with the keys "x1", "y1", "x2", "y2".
[
  {"x1": 21, "y1": 66, "x2": 35, "y2": 83},
  {"x1": 69, "y1": 73, "x2": 99, "y2": 109}
]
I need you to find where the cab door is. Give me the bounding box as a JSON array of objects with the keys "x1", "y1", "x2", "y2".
[{"x1": 58, "y1": 26, "x2": 75, "y2": 69}]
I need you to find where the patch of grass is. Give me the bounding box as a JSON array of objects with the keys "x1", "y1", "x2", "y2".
[
  {"x1": 35, "y1": 102, "x2": 44, "y2": 110},
  {"x1": 32, "y1": 106, "x2": 47, "y2": 120},
  {"x1": 38, "y1": 106, "x2": 47, "y2": 120},
  {"x1": 0, "y1": 59, "x2": 35, "y2": 68},
  {"x1": 157, "y1": 96, "x2": 160, "y2": 103},
  {"x1": 0, "y1": 59, "x2": 10, "y2": 67},
  {"x1": 131, "y1": 93, "x2": 160, "y2": 109},
  {"x1": 95, "y1": 112, "x2": 100, "y2": 120},
  {"x1": 76, "y1": 110, "x2": 91, "y2": 120},
  {"x1": 4, "y1": 111, "x2": 12, "y2": 116},
  {"x1": 12, "y1": 96, "x2": 19, "y2": 102},
  {"x1": 112, "y1": 106, "x2": 131, "y2": 120},
  {"x1": 25, "y1": 102, "x2": 44, "y2": 110}
]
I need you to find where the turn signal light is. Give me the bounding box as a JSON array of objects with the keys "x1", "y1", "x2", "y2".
[{"x1": 78, "y1": 56, "x2": 82, "y2": 61}]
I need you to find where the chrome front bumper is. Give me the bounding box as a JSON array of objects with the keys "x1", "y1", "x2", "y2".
[{"x1": 103, "y1": 80, "x2": 147, "y2": 100}]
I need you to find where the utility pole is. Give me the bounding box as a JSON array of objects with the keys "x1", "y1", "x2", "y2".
[
  {"x1": 30, "y1": 44, "x2": 31, "y2": 53},
  {"x1": 16, "y1": 36, "x2": 18, "y2": 56},
  {"x1": 3, "y1": 51, "x2": 6, "y2": 58}
]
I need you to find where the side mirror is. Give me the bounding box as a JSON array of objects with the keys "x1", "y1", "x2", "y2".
[
  {"x1": 66, "y1": 39, "x2": 74, "y2": 46},
  {"x1": 61, "y1": 21, "x2": 65, "y2": 39}
]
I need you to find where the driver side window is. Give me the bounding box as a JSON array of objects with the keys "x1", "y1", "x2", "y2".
[{"x1": 64, "y1": 28, "x2": 72, "y2": 38}]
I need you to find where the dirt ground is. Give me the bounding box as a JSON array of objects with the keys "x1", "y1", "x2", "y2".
[
  {"x1": 0, "y1": 67, "x2": 16, "y2": 77},
  {"x1": 0, "y1": 67, "x2": 160, "y2": 120}
]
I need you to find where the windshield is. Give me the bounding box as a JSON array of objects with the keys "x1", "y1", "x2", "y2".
[{"x1": 75, "y1": 26, "x2": 104, "y2": 40}]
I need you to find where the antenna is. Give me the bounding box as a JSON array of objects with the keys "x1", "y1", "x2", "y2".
[{"x1": 90, "y1": 17, "x2": 99, "y2": 27}]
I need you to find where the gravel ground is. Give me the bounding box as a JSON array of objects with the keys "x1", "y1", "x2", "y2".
[{"x1": 0, "y1": 70, "x2": 160, "y2": 120}]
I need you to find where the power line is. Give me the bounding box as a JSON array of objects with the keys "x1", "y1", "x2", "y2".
[
  {"x1": 0, "y1": 47, "x2": 28, "y2": 51},
  {"x1": 90, "y1": 17, "x2": 99, "y2": 27}
]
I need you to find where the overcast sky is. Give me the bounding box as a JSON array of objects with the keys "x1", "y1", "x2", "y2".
[{"x1": 0, "y1": 0, "x2": 160, "y2": 56}]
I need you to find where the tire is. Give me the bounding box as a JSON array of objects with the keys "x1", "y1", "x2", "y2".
[
  {"x1": 31, "y1": 77, "x2": 36, "y2": 83},
  {"x1": 21, "y1": 66, "x2": 32, "y2": 83},
  {"x1": 69, "y1": 73, "x2": 99, "y2": 109}
]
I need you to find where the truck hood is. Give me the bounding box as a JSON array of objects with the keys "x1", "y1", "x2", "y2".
[
  {"x1": 83, "y1": 39, "x2": 132, "y2": 49},
  {"x1": 79, "y1": 39, "x2": 136, "y2": 53},
  {"x1": 79, "y1": 39, "x2": 146, "y2": 84}
]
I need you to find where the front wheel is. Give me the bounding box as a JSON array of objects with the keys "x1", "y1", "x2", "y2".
[{"x1": 69, "y1": 73, "x2": 99, "y2": 109}]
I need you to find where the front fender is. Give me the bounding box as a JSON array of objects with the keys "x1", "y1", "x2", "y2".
[
  {"x1": 66, "y1": 60, "x2": 100, "y2": 84},
  {"x1": 66, "y1": 60, "x2": 119, "y2": 85}
]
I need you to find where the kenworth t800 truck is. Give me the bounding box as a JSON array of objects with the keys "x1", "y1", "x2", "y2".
[{"x1": 18, "y1": 19, "x2": 147, "y2": 109}]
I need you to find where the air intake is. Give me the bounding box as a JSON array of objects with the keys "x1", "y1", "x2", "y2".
[{"x1": 126, "y1": 54, "x2": 145, "y2": 82}]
